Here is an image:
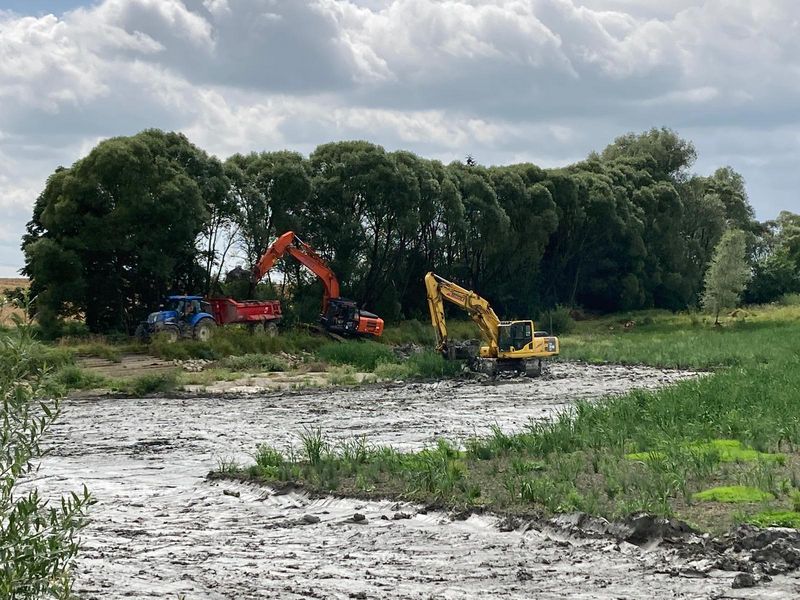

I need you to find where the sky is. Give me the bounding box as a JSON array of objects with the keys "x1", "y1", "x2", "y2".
[{"x1": 1, "y1": 0, "x2": 799, "y2": 277}]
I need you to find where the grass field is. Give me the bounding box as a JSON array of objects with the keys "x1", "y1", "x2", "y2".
[
  {"x1": 224, "y1": 301, "x2": 800, "y2": 533},
  {"x1": 0, "y1": 278, "x2": 29, "y2": 325}
]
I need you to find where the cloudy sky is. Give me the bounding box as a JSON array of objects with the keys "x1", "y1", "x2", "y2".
[{"x1": 1, "y1": 0, "x2": 798, "y2": 276}]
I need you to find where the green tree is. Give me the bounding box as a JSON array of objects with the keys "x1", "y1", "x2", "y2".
[
  {"x1": 701, "y1": 229, "x2": 751, "y2": 324},
  {"x1": 23, "y1": 130, "x2": 217, "y2": 334},
  {"x1": 305, "y1": 141, "x2": 420, "y2": 314},
  {"x1": 746, "y1": 211, "x2": 800, "y2": 303},
  {"x1": 226, "y1": 151, "x2": 310, "y2": 271},
  {"x1": 1, "y1": 315, "x2": 91, "y2": 598},
  {"x1": 601, "y1": 127, "x2": 697, "y2": 182}
]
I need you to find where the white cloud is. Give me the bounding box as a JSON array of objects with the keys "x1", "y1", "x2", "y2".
[{"x1": 0, "y1": 0, "x2": 799, "y2": 273}]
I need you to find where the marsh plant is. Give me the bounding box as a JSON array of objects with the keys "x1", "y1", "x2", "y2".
[{"x1": 1, "y1": 315, "x2": 92, "y2": 599}]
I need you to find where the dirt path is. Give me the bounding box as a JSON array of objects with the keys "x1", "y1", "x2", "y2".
[{"x1": 33, "y1": 363, "x2": 798, "y2": 598}]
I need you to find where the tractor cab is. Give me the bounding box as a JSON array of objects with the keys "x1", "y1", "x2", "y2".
[{"x1": 164, "y1": 296, "x2": 212, "y2": 322}]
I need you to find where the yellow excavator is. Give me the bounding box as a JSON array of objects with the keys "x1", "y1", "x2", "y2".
[{"x1": 425, "y1": 272, "x2": 559, "y2": 377}]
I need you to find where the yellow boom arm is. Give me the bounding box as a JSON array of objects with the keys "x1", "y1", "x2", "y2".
[{"x1": 425, "y1": 272, "x2": 501, "y2": 355}]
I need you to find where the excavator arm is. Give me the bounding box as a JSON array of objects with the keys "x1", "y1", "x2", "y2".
[
  {"x1": 253, "y1": 231, "x2": 340, "y2": 313},
  {"x1": 425, "y1": 272, "x2": 501, "y2": 356}
]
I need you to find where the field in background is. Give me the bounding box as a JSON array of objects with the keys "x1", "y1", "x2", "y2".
[{"x1": 0, "y1": 278, "x2": 29, "y2": 324}]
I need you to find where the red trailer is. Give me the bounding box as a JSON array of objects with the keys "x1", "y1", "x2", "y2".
[{"x1": 207, "y1": 297, "x2": 282, "y2": 329}]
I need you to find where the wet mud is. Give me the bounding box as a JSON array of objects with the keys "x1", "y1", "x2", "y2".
[{"x1": 32, "y1": 362, "x2": 799, "y2": 598}]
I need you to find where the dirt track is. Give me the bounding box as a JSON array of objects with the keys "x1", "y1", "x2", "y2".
[{"x1": 33, "y1": 363, "x2": 799, "y2": 598}]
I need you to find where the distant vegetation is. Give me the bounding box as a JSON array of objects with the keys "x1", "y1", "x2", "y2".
[{"x1": 20, "y1": 127, "x2": 800, "y2": 336}]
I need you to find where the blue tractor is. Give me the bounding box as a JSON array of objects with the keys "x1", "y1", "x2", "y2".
[{"x1": 135, "y1": 295, "x2": 217, "y2": 342}]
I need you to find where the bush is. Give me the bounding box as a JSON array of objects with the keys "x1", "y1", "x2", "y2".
[
  {"x1": 124, "y1": 371, "x2": 178, "y2": 395},
  {"x1": 1, "y1": 317, "x2": 91, "y2": 598},
  {"x1": 316, "y1": 341, "x2": 396, "y2": 371},
  {"x1": 328, "y1": 365, "x2": 359, "y2": 386},
  {"x1": 539, "y1": 305, "x2": 574, "y2": 335},
  {"x1": 219, "y1": 353, "x2": 287, "y2": 372},
  {"x1": 51, "y1": 365, "x2": 108, "y2": 391}
]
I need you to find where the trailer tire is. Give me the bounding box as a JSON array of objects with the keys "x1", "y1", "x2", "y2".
[
  {"x1": 194, "y1": 319, "x2": 216, "y2": 342},
  {"x1": 264, "y1": 322, "x2": 278, "y2": 337}
]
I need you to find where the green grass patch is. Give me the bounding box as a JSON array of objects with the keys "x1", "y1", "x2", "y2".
[
  {"x1": 316, "y1": 340, "x2": 396, "y2": 371},
  {"x1": 561, "y1": 308, "x2": 800, "y2": 369},
  {"x1": 692, "y1": 486, "x2": 774, "y2": 503},
  {"x1": 218, "y1": 353, "x2": 287, "y2": 372},
  {"x1": 374, "y1": 351, "x2": 462, "y2": 380},
  {"x1": 748, "y1": 511, "x2": 800, "y2": 528},
  {"x1": 327, "y1": 365, "x2": 359, "y2": 386},
  {"x1": 626, "y1": 440, "x2": 786, "y2": 464},
  {"x1": 147, "y1": 326, "x2": 325, "y2": 361}
]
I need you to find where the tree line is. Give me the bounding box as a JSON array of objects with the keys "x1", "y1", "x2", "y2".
[{"x1": 21, "y1": 128, "x2": 800, "y2": 334}]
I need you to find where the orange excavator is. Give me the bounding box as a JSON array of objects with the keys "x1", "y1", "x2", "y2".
[{"x1": 253, "y1": 231, "x2": 384, "y2": 338}]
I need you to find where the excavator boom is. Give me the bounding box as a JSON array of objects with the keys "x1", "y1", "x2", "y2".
[
  {"x1": 253, "y1": 231, "x2": 340, "y2": 312},
  {"x1": 253, "y1": 231, "x2": 384, "y2": 338},
  {"x1": 425, "y1": 271, "x2": 559, "y2": 377},
  {"x1": 425, "y1": 272, "x2": 501, "y2": 354}
]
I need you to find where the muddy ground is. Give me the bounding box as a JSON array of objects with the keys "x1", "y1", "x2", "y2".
[{"x1": 32, "y1": 362, "x2": 799, "y2": 598}]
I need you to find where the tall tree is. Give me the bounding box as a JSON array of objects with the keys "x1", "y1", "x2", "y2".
[
  {"x1": 23, "y1": 130, "x2": 214, "y2": 334},
  {"x1": 746, "y1": 211, "x2": 800, "y2": 303},
  {"x1": 701, "y1": 229, "x2": 751, "y2": 324},
  {"x1": 226, "y1": 151, "x2": 310, "y2": 270}
]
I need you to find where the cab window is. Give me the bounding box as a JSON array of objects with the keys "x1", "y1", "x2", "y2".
[{"x1": 498, "y1": 322, "x2": 533, "y2": 351}]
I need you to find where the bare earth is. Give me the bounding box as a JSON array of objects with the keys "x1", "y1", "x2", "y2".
[{"x1": 32, "y1": 363, "x2": 799, "y2": 599}]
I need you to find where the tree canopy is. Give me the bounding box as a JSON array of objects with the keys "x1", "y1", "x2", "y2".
[{"x1": 22, "y1": 127, "x2": 796, "y2": 334}]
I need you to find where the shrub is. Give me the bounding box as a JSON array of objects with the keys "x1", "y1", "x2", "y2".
[
  {"x1": 51, "y1": 365, "x2": 108, "y2": 391},
  {"x1": 220, "y1": 353, "x2": 287, "y2": 372},
  {"x1": 1, "y1": 316, "x2": 91, "y2": 598},
  {"x1": 328, "y1": 365, "x2": 359, "y2": 386},
  {"x1": 125, "y1": 371, "x2": 178, "y2": 395},
  {"x1": 539, "y1": 305, "x2": 574, "y2": 335}
]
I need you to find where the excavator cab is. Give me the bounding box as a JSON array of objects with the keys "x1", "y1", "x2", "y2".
[
  {"x1": 498, "y1": 320, "x2": 534, "y2": 352},
  {"x1": 322, "y1": 298, "x2": 359, "y2": 334},
  {"x1": 321, "y1": 298, "x2": 385, "y2": 337}
]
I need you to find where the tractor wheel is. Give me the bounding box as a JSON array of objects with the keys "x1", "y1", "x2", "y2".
[
  {"x1": 194, "y1": 319, "x2": 216, "y2": 342},
  {"x1": 159, "y1": 325, "x2": 180, "y2": 344},
  {"x1": 134, "y1": 323, "x2": 150, "y2": 343}
]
